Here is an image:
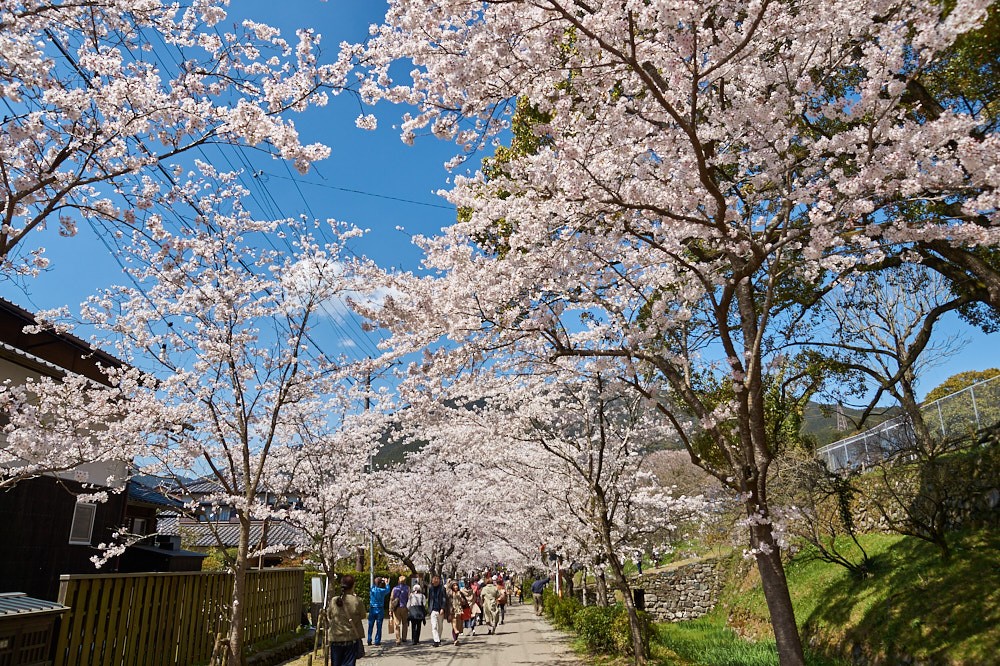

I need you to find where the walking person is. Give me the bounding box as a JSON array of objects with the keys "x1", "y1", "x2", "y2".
[
  {"x1": 531, "y1": 576, "x2": 550, "y2": 616},
  {"x1": 446, "y1": 580, "x2": 468, "y2": 645},
  {"x1": 480, "y1": 575, "x2": 501, "y2": 634},
  {"x1": 496, "y1": 575, "x2": 508, "y2": 624},
  {"x1": 473, "y1": 576, "x2": 485, "y2": 627},
  {"x1": 407, "y1": 584, "x2": 427, "y2": 644},
  {"x1": 366, "y1": 577, "x2": 389, "y2": 646},
  {"x1": 426, "y1": 575, "x2": 448, "y2": 647},
  {"x1": 325, "y1": 574, "x2": 365, "y2": 666},
  {"x1": 389, "y1": 575, "x2": 411, "y2": 645},
  {"x1": 460, "y1": 581, "x2": 477, "y2": 636}
]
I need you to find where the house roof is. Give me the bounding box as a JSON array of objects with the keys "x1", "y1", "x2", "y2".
[
  {"x1": 0, "y1": 297, "x2": 125, "y2": 385},
  {"x1": 161, "y1": 517, "x2": 310, "y2": 550},
  {"x1": 127, "y1": 480, "x2": 184, "y2": 510},
  {"x1": 0, "y1": 592, "x2": 68, "y2": 617},
  {"x1": 125, "y1": 543, "x2": 208, "y2": 560}
]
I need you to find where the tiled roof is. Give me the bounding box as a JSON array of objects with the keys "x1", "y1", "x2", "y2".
[
  {"x1": 127, "y1": 481, "x2": 183, "y2": 510},
  {"x1": 161, "y1": 518, "x2": 310, "y2": 550},
  {"x1": 0, "y1": 593, "x2": 68, "y2": 617}
]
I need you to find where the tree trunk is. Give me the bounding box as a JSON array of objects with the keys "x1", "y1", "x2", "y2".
[
  {"x1": 221, "y1": 513, "x2": 252, "y2": 666},
  {"x1": 605, "y1": 554, "x2": 646, "y2": 665},
  {"x1": 595, "y1": 569, "x2": 609, "y2": 607},
  {"x1": 749, "y1": 517, "x2": 806, "y2": 666}
]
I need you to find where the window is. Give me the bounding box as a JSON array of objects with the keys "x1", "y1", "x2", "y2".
[
  {"x1": 131, "y1": 517, "x2": 147, "y2": 535},
  {"x1": 69, "y1": 502, "x2": 97, "y2": 545}
]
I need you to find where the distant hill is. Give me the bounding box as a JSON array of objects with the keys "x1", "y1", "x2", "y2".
[
  {"x1": 372, "y1": 427, "x2": 426, "y2": 467},
  {"x1": 802, "y1": 402, "x2": 901, "y2": 447}
]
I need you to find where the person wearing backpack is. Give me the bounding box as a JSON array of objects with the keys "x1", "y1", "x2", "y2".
[
  {"x1": 389, "y1": 576, "x2": 410, "y2": 645},
  {"x1": 407, "y1": 584, "x2": 428, "y2": 644},
  {"x1": 496, "y1": 575, "x2": 508, "y2": 625}
]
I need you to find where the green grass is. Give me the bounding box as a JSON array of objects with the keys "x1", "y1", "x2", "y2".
[
  {"x1": 652, "y1": 616, "x2": 845, "y2": 666},
  {"x1": 724, "y1": 528, "x2": 1000, "y2": 665},
  {"x1": 560, "y1": 529, "x2": 998, "y2": 665}
]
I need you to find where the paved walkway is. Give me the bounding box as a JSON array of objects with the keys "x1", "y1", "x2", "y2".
[{"x1": 282, "y1": 603, "x2": 584, "y2": 666}]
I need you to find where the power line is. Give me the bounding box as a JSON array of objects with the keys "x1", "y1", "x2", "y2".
[{"x1": 259, "y1": 172, "x2": 454, "y2": 210}]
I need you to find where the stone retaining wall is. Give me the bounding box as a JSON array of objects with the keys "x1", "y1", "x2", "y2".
[{"x1": 628, "y1": 559, "x2": 723, "y2": 623}]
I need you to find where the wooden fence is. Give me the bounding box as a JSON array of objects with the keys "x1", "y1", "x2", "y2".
[{"x1": 53, "y1": 568, "x2": 303, "y2": 666}]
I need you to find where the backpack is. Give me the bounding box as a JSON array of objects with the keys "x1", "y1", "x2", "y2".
[
  {"x1": 408, "y1": 597, "x2": 426, "y2": 620},
  {"x1": 389, "y1": 589, "x2": 400, "y2": 611},
  {"x1": 497, "y1": 589, "x2": 507, "y2": 606}
]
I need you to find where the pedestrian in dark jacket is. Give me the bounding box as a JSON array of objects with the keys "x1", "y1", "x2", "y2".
[
  {"x1": 531, "y1": 577, "x2": 550, "y2": 616},
  {"x1": 426, "y1": 575, "x2": 448, "y2": 647}
]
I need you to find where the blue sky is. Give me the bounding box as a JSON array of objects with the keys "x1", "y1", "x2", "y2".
[
  {"x1": 8, "y1": 1, "x2": 465, "y2": 363},
  {"x1": 1, "y1": 0, "x2": 995, "y2": 400}
]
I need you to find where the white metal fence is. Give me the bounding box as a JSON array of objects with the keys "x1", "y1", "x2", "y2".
[{"x1": 816, "y1": 374, "x2": 1000, "y2": 472}]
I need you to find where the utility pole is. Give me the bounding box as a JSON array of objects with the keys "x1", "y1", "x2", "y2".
[{"x1": 366, "y1": 367, "x2": 375, "y2": 589}]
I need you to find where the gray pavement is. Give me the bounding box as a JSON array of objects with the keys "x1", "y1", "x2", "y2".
[
  {"x1": 365, "y1": 603, "x2": 584, "y2": 665},
  {"x1": 285, "y1": 603, "x2": 585, "y2": 666}
]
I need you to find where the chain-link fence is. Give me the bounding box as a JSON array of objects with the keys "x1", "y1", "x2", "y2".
[{"x1": 816, "y1": 374, "x2": 1000, "y2": 472}]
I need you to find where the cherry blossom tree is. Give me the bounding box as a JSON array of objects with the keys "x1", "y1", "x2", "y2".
[
  {"x1": 0, "y1": 365, "x2": 150, "y2": 491},
  {"x1": 0, "y1": 0, "x2": 347, "y2": 278},
  {"x1": 277, "y1": 402, "x2": 381, "y2": 591},
  {"x1": 434, "y1": 372, "x2": 708, "y2": 663},
  {"x1": 380, "y1": 369, "x2": 710, "y2": 662},
  {"x1": 356, "y1": 1, "x2": 996, "y2": 663},
  {"x1": 70, "y1": 166, "x2": 372, "y2": 666}
]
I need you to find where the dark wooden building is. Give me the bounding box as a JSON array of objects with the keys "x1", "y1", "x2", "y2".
[
  {"x1": 0, "y1": 299, "x2": 129, "y2": 601},
  {"x1": 0, "y1": 475, "x2": 129, "y2": 601}
]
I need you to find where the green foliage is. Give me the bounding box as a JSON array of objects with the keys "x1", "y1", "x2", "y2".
[
  {"x1": 542, "y1": 588, "x2": 583, "y2": 629},
  {"x1": 200, "y1": 547, "x2": 238, "y2": 572},
  {"x1": 685, "y1": 356, "x2": 829, "y2": 476},
  {"x1": 924, "y1": 368, "x2": 999, "y2": 403},
  {"x1": 573, "y1": 606, "x2": 619, "y2": 654},
  {"x1": 922, "y1": 2, "x2": 1000, "y2": 129},
  {"x1": 653, "y1": 618, "x2": 845, "y2": 666},
  {"x1": 465, "y1": 98, "x2": 555, "y2": 258},
  {"x1": 542, "y1": 589, "x2": 654, "y2": 658},
  {"x1": 309, "y1": 570, "x2": 407, "y2": 613},
  {"x1": 800, "y1": 402, "x2": 899, "y2": 447}
]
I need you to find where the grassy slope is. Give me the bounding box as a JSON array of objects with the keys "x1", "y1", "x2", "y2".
[{"x1": 721, "y1": 529, "x2": 1000, "y2": 665}]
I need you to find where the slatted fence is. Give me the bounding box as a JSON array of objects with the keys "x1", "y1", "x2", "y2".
[{"x1": 53, "y1": 568, "x2": 302, "y2": 666}]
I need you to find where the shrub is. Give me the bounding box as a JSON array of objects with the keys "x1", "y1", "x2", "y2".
[
  {"x1": 541, "y1": 588, "x2": 583, "y2": 628},
  {"x1": 573, "y1": 605, "x2": 617, "y2": 653},
  {"x1": 611, "y1": 606, "x2": 654, "y2": 656},
  {"x1": 571, "y1": 603, "x2": 653, "y2": 656},
  {"x1": 553, "y1": 595, "x2": 583, "y2": 629}
]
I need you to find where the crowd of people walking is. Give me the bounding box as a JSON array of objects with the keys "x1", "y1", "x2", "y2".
[
  {"x1": 383, "y1": 570, "x2": 518, "y2": 647},
  {"x1": 324, "y1": 569, "x2": 550, "y2": 665}
]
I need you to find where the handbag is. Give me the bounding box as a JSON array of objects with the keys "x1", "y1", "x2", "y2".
[{"x1": 355, "y1": 638, "x2": 365, "y2": 659}]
